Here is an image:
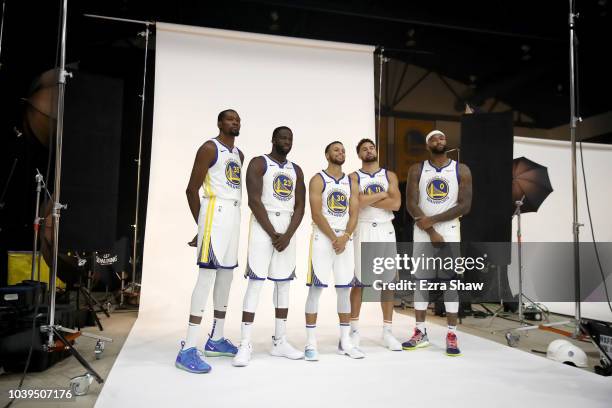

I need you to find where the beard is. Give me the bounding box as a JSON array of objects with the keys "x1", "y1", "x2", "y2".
[
  {"x1": 273, "y1": 144, "x2": 291, "y2": 156},
  {"x1": 229, "y1": 128, "x2": 240, "y2": 137},
  {"x1": 431, "y1": 144, "x2": 447, "y2": 154},
  {"x1": 362, "y1": 155, "x2": 377, "y2": 163},
  {"x1": 330, "y1": 157, "x2": 345, "y2": 166}
]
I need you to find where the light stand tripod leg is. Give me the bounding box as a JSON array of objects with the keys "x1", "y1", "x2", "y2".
[{"x1": 51, "y1": 326, "x2": 104, "y2": 384}]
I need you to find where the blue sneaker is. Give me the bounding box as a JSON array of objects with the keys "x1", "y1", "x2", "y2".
[
  {"x1": 175, "y1": 341, "x2": 211, "y2": 373},
  {"x1": 204, "y1": 337, "x2": 238, "y2": 357}
]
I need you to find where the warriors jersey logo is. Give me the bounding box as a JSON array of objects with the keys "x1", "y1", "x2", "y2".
[
  {"x1": 225, "y1": 159, "x2": 241, "y2": 188},
  {"x1": 273, "y1": 173, "x2": 294, "y2": 200},
  {"x1": 364, "y1": 183, "x2": 385, "y2": 195},
  {"x1": 326, "y1": 190, "x2": 348, "y2": 216},
  {"x1": 426, "y1": 177, "x2": 449, "y2": 202}
]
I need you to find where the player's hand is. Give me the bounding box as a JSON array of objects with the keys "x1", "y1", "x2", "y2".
[
  {"x1": 333, "y1": 234, "x2": 349, "y2": 254},
  {"x1": 187, "y1": 234, "x2": 198, "y2": 247},
  {"x1": 428, "y1": 230, "x2": 445, "y2": 247},
  {"x1": 416, "y1": 216, "x2": 435, "y2": 230},
  {"x1": 273, "y1": 233, "x2": 291, "y2": 252}
]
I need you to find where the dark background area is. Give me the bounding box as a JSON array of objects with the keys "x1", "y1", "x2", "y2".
[{"x1": 1, "y1": 0, "x2": 610, "y2": 284}]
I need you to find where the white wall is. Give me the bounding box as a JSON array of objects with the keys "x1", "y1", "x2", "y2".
[
  {"x1": 512, "y1": 137, "x2": 612, "y2": 322},
  {"x1": 140, "y1": 23, "x2": 375, "y2": 328}
]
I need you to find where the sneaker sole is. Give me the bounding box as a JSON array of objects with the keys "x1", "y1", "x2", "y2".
[
  {"x1": 337, "y1": 349, "x2": 365, "y2": 359},
  {"x1": 205, "y1": 351, "x2": 236, "y2": 357},
  {"x1": 175, "y1": 362, "x2": 211, "y2": 374},
  {"x1": 446, "y1": 352, "x2": 462, "y2": 357},
  {"x1": 270, "y1": 351, "x2": 305, "y2": 360},
  {"x1": 304, "y1": 356, "x2": 319, "y2": 362},
  {"x1": 232, "y1": 361, "x2": 250, "y2": 367},
  {"x1": 402, "y1": 341, "x2": 430, "y2": 351}
]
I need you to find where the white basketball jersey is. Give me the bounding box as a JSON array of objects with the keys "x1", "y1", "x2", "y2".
[
  {"x1": 356, "y1": 168, "x2": 394, "y2": 223},
  {"x1": 418, "y1": 159, "x2": 460, "y2": 227},
  {"x1": 261, "y1": 155, "x2": 297, "y2": 213},
  {"x1": 202, "y1": 138, "x2": 242, "y2": 202},
  {"x1": 319, "y1": 170, "x2": 351, "y2": 230}
]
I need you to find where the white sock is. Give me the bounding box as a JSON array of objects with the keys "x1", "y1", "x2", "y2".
[
  {"x1": 185, "y1": 323, "x2": 200, "y2": 349},
  {"x1": 340, "y1": 323, "x2": 351, "y2": 341},
  {"x1": 211, "y1": 318, "x2": 225, "y2": 341},
  {"x1": 383, "y1": 320, "x2": 392, "y2": 335},
  {"x1": 416, "y1": 321, "x2": 426, "y2": 334},
  {"x1": 448, "y1": 325, "x2": 457, "y2": 335},
  {"x1": 274, "y1": 318, "x2": 286, "y2": 340},
  {"x1": 306, "y1": 325, "x2": 317, "y2": 347},
  {"x1": 350, "y1": 318, "x2": 359, "y2": 334},
  {"x1": 241, "y1": 322, "x2": 253, "y2": 344}
]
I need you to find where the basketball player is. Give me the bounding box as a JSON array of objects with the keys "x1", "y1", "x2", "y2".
[
  {"x1": 403, "y1": 130, "x2": 472, "y2": 356},
  {"x1": 232, "y1": 126, "x2": 306, "y2": 367},
  {"x1": 349, "y1": 138, "x2": 402, "y2": 352},
  {"x1": 304, "y1": 141, "x2": 364, "y2": 361},
  {"x1": 175, "y1": 109, "x2": 244, "y2": 373}
]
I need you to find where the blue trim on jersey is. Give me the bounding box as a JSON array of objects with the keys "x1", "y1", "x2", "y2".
[
  {"x1": 418, "y1": 162, "x2": 425, "y2": 183},
  {"x1": 307, "y1": 282, "x2": 329, "y2": 288},
  {"x1": 355, "y1": 172, "x2": 360, "y2": 185},
  {"x1": 198, "y1": 245, "x2": 238, "y2": 269},
  {"x1": 384, "y1": 168, "x2": 390, "y2": 183},
  {"x1": 244, "y1": 263, "x2": 266, "y2": 280},
  {"x1": 335, "y1": 284, "x2": 354, "y2": 288},
  {"x1": 261, "y1": 156, "x2": 268, "y2": 175},
  {"x1": 265, "y1": 154, "x2": 288, "y2": 169},
  {"x1": 215, "y1": 137, "x2": 234, "y2": 151},
  {"x1": 307, "y1": 271, "x2": 328, "y2": 288},
  {"x1": 456, "y1": 161, "x2": 461, "y2": 184},
  {"x1": 209, "y1": 141, "x2": 218, "y2": 168},
  {"x1": 322, "y1": 169, "x2": 346, "y2": 184},
  {"x1": 428, "y1": 159, "x2": 452, "y2": 173},
  {"x1": 198, "y1": 261, "x2": 238, "y2": 269},
  {"x1": 359, "y1": 168, "x2": 383, "y2": 178},
  {"x1": 318, "y1": 173, "x2": 326, "y2": 193},
  {"x1": 268, "y1": 276, "x2": 295, "y2": 281}
]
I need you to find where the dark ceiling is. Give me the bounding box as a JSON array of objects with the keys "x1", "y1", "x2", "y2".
[{"x1": 3, "y1": 0, "x2": 612, "y2": 129}]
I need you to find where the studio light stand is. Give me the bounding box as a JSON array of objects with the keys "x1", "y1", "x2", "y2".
[
  {"x1": 39, "y1": 0, "x2": 104, "y2": 389},
  {"x1": 568, "y1": 0, "x2": 583, "y2": 338},
  {"x1": 30, "y1": 169, "x2": 46, "y2": 281},
  {"x1": 512, "y1": 196, "x2": 549, "y2": 324}
]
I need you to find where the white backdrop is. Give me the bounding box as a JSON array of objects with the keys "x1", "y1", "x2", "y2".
[
  {"x1": 512, "y1": 137, "x2": 612, "y2": 322},
  {"x1": 140, "y1": 23, "x2": 375, "y2": 328}
]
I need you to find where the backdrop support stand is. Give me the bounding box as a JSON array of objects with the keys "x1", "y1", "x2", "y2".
[
  {"x1": 39, "y1": 0, "x2": 105, "y2": 389},
  {"x1": 568, "y1": 0, "x2": 583, "y2": 338}
]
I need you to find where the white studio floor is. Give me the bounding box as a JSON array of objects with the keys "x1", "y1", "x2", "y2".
[{"x1": 95, "y1": 308, "x2": 612, "y2": 408}]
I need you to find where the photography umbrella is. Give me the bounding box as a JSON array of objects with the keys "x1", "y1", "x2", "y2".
[
  {"x1": 512, "y1": 157, "x2": 554, "y2": 214},
  {"x1": 511, "y1": 156, "x2": 553, "y2": 324}
]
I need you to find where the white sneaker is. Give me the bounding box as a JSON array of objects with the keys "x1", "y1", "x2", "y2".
[
  {"x1": 270, "y1": 336, "x2": 304, "y2": 360},
  {"x1": 232, "y1": 342, "x2": 252, "y2": 367},
  {"x1": 304, "y1": 344, "x2": 319, "y2": 361},
  {"x1": 337, "y1": 340, "x2": 366, "y2": 359},
  {"x1": 383, "y1": 332, "x2": 402, "y2": 351},
  {"x1": 350, "y1": 329, "x2": 361, "y2": 348}
]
